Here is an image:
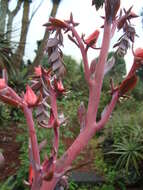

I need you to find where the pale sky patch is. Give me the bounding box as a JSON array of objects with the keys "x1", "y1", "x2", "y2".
[{"x1": 11, "y1": 0, "x2": 143, "y2": 73}]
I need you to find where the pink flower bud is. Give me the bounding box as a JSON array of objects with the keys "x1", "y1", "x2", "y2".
[
  {"x1": 85, "y1": 30, "x2": 100, "y2": 47},
  {"x1": 24, "y1": 85, "x2": 38, "y2": 107},
  {"x1": 0, "y1": 78, "x2": 6, "y2": 89},
  {"x1": 34, "y1": 66, "x2": 42, "y2": 77}
]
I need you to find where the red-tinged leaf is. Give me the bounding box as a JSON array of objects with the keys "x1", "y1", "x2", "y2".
[
  {"x1": 31, "y1": 81, "x2": 41, "y2": 91},
  {"x1": 35, "y1": 103, "x2": 45, "y2": 117},
  {"x1": 119, "y1": 74, "x2": 138, "y2": 96},
  {"x1": 84, "y1": 30, "x2": 100, "y2": 47},
  {"x1": 24, "y1": 85, "x2": 38, "y2": 107},
  {"x1": 49, "y1": 17, "x2": 67, "y2": 28},
  {"x1": 0, "y1": 94, "x2": 21, "y2": 107},
  {"x1": 34, "y1": 66, "x2": 42, "y2": 77},
  {"x1": 134, "y1": 48, "x2": 143, "y2": 59},
  {"x1": 117, "y1": 15, "x2": 127, "y2": 30},
  {"x1": 56, "y1": 64, "x2": 66, "y2": 78},
  {"x1": 48, "y1": 50, "x2": 59, "y2": 63},
  {"x1": 52, "y1": 60, "x2": 62, "y2": 72},
  {"x1": 128, "y1": 11, "x2": 139, "y2": 19},
  {"x1": 0, "y1": 78, "x2": 6, "y2": 89},
  {"x1": 117, "y1": 7, "x2": 137, "y2": 30},
  {"x1": 47, "y1": 38, "x2": 59, "y2": 48},
  {"x1": 68, "y1": 34, "x2": 79, "y2": 47},
  {"x1": 48, "y1": 109, "x2": 55, "y2": 127}
]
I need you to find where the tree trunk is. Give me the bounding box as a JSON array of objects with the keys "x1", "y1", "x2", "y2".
[
  {"x1": 0, "y1": 0, "x2": 8, "y2": 34},
  {"x1": 6, "y1": 0, "x2": 23, "y2": 42},
  {"x1": 14, "y1": 1, "x2": 30, "y2": 69},
  {"x1": 6, "y1": 15, "x2": 13, "y2": 42},
  {"x1": 27, "y1": 2, "x2": 59, "y2": 75}
]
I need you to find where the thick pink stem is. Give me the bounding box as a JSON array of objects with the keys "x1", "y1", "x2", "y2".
[
  {"x1": 23, "y1": 106, "x2": 41, "y2": 190},
  {"x1": 23, "y1": 106, "x2": 40, "y2": 165},
  {"x1": 93, "y1": 21, "x2": 111, "y2": 118},
  {"x1": 49, "y1": 88, "x2": 60, "y2": 159},
  {"x1": 39, "y1": 20, "x2": 113, "y2": 190},
  {"x1": 40, "y1": 91, "x2": 119, "y2": 190}
]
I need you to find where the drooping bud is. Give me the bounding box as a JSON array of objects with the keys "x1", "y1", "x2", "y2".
[
  {"x1": 119, "y1": 74, "x2": 138, "y2": 96},
  {"x1": 24, "y1": 85, "x2": 38, "y2": 107},
  {"x1": 134, "y1": 48, "x2": 143, "y2": 59},
  {"x1": 84, "y1": 30, "x2": 100, "y2": 47},
  {"x1": 54, "y1": 78, "x2": 65, "y2": 95},
  {"x1": 43, "y1": 17, "x2": 67, "y2": 30},
  {"x1": 0, "y1": 78, "x2": 6, "y2": 89}
]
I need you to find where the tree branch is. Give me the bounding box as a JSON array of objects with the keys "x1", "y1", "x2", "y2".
[
  {"x1": 11, "y1": 0, "x2": 23, "y2": 17},
  {"x1": 29, "y1": 0, "x2": 44, "y2": 23},
  {"x1": 93, "y1": 21, "x2": 112, "y2": 118}
]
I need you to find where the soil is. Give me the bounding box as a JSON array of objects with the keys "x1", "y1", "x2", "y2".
[{"x1": 0, "y1": 123, "x2": 22, "y2": 181}]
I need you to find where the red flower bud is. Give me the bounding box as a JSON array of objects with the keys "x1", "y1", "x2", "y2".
[
  {"x1": 85, "y1": 30, "x2": 100, "y2": 47},
  {"x1": 134, "y1": 48, "x2": 143, "y2": 58},
  {"x1": 34, "y1": 66, "x2": 42, "y2": 77},
  {"x1": 119, "y1": 74, "x2": 138, "y2": 96},
  {"x1": 43, "y1": 17, "x2": 67, "y2": 30},
  {"x1": 50, "y1": 17, "x2": 67, "y2": 28},
  {"x1": 24, "y1": 85, "x2": 38, "y2": 107},
  {"x1": 54, "y1": 79, "x2": 65, "y2": 95},
  {"x1": 0, "y1": 79, "x2": 6, "y2": 89}
]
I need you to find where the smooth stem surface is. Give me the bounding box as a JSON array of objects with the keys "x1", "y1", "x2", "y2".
[
  {"x1": 23, "y1": 106, "x2": 40, "y2": 166},
  {"x1": 93, "y1": 21, "x2": 111, "y2": 118},
  {"x1": 70, "y1": 26, "x2": 90, "y2": 83}
]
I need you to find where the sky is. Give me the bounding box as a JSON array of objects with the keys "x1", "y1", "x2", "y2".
[{"x1": 11, "y1": 0, "x2": 143, "y2": 72}]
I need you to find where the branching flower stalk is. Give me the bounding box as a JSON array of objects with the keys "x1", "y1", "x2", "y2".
[{"x1": 0, "y1": 1, "x2": 143, "y2": 190}]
